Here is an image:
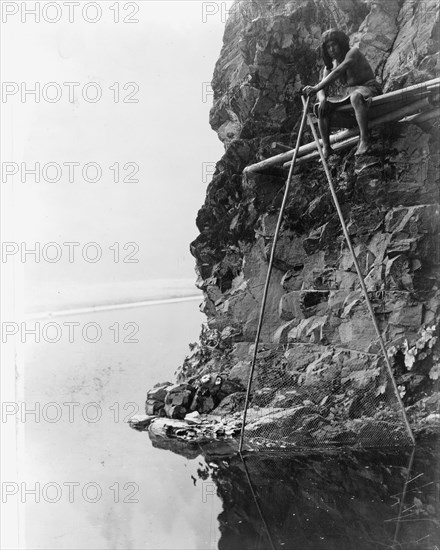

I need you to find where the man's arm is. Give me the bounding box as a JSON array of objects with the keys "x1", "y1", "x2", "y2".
[
  {"x1": 314, "y1": 49, "x2": 355, "y2": 91},
  {"x1": 317, "y1": 67, "x2": 329, "y2": 102},
  {"x1": 304, "y1": 48, "x2": 357, "y2": 96}
]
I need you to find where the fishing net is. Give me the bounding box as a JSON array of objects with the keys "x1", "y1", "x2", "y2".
[
  {"x1": 234, "y1": 106, "x2": 415, "y2": 451},
  {"x1": 237, "y1": 340, "x2": 413, "y2": 450}
]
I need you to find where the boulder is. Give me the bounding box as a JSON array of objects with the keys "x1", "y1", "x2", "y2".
[
  {"x1": 164, "y1": 384, "x2": 195, "y2": 408},
  {"x1": 164, "y1": 404, "x2": 187, "y2": 420},
  {"x1": 212, "y1": 392, "x2": 246, "y2": 415},
  {"x1": 147, "y1": 383, "x2": 172, "y2": 402},
  {"x1": 189, "y1": 374, "x2": 228, "y2": 414},
  {"x1": 145, "y1": 400, "x2": 165, "y2": 416},
  {"x1": 279, "y1": 292, "x2": 305, "y2": 320},
  {"x1": 273, "y1": 321, "x2": 297, "y2": 344},
  {"x1": 128, "y1": 415, "x2": 155, "y2": 431},
  {"x1": 228, "y1": 361, "x2": 252, "y2": 387},
  {"x1": 217, "y1": 378, "x2": 245, "y2": 401},
  {"x1": 184, "y1": 411, "x2": 202, "y2": 425}
]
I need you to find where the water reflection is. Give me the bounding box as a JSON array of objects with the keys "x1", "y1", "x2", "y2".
[
  {"x1": 153, "y1": 436, "x2": 439, "y2": 549},
  {"x1": 233, "y1": 443, "x2": 439, "y2": 549}
]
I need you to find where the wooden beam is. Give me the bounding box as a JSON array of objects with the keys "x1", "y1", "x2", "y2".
[
  {"x1": 336, "y1": 90, "x2": 433, "y2": 113},
  {"x1": 336, "y1": 79, "x2": 439, "y2": 112},
  {"x1": 402, "y1": 107, "x2": 440, "y2": 124},
  {"x1": 282, "y1": 98, "x2": 432, "y2": 168},
  {"x1": 291, "y1": 108, "x2": 439, "y2": 166},
  {"x1": 288, "y1": 111, "x2": 439, "y2": 168},
  {"x1": 244, "y1": 78, "x2": 439, "y2": 174},
  {"x1": 292, "y1": 136, "x2": 359, "y2": 165}
]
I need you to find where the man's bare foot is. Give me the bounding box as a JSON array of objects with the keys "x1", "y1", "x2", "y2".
[
  {"x1": 355, "y1": 140, "x2": 370, "y2": 156},
  {"x1": 323, "y1": 146, "x2": 334, "y2": 159}
]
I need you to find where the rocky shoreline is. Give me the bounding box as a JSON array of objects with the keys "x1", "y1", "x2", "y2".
[
  {"x1": 130, "y1": 0, "x2": 440, "y2": 454},
  {"x1": 129, "y1": 356, "x2": 440, "y2": 454}
]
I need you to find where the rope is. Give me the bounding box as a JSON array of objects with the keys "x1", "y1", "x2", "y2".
[{"x1": 239, "y1": 96, "x2": 310, "y2": 452}]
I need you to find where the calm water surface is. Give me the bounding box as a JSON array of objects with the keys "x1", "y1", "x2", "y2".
[
  {"x1": 20, "y1": 301, "x2": 221, "y2": 549},
  {"x1": 18, "y1": 302, "x2": 440, "y2": 549}
]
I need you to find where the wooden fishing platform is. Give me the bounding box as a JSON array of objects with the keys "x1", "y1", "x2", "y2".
[{"x1": 244, "y1": 77, "x2": 440, "y2": 174}]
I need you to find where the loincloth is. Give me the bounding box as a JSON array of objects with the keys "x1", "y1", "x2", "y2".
[
  {"x1": 342, "y1": 79, "x2": 383, "y2": 102},
  {"x1": 313, "y1": 79, "x2": 383, "y2": 122}
]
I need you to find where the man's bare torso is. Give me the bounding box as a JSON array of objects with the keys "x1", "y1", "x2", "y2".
[
  {"x1": 335, "y1": 47, "x2": 375, "y2": 86},
  {"x1": 303, "y1": 35, "x2": 379, "y2": 157}
]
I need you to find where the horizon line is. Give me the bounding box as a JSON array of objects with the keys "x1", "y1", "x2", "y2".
[{"x1": 25, "y1": 295, "x2": 202, "y2": 320}]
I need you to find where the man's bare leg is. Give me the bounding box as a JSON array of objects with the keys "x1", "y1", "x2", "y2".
[
  {"x1": 351, "y1": 91, "x2": 370, "y2": 155},
  {"x1": 318, "y1": 114, "x2": 333, "y2": 158}
]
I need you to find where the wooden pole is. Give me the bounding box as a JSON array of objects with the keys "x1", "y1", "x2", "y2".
[
  {"x1": 293, "y1": 136, "x2": 359, "y2": 165},
  {"x1": 289, "y1": 106, "x2": 438, "y2": 167},
  {"x1": 239, "y1": 96, "x2": 311, "y2": 452},
  {"x1": 283, "y1": 97, "x2": 431, "y2": 168},
  {"x1": 401, "y1": 107, "x2": 440, "y2": 124},
  {"x1": 303, "y1": 96, "x2": 416, "y2": 446},
  {"x1": 244, "y1": 79, "x2": 439, "y2": 174},
  {"x1": 336, "y1": 88, "x2": 435, "y2": 113},
  {"x1": 336, "y1": 77, "x2": 439, "y2": 112}
]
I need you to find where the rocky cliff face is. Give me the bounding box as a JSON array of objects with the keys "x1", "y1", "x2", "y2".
[{"x1": 181, "y1": 0, "x2": 440, "y2": 424}]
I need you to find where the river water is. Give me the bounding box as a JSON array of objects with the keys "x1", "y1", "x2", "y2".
[
  {"x1": 18, "y1": 300, "x2": 221, "y2": 549},
  {"x1": 15, "y1": 301, "x2": 440, "y2": 549}
]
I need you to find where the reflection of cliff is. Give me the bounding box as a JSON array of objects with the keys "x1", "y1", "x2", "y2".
[
  {"x1": 181, "y1": 0, "x2": 440, "y2": 423},
  {"x1": 208, "y1": 441, "x2": 440, "y2": 550},
  {"x1": 147, "y1": 421, "x2": 439, "y2": 547}
]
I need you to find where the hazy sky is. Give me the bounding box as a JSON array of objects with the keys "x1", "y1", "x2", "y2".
[
  {"x1": 2, "y1": 0, "x2": 234, "y2": 305},
  {"x1": 2, "y1": 7, "x2": 234, "y2": 544}
]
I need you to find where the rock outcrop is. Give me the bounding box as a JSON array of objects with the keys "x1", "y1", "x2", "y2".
[
  {"x1": 184, "y1": 0, "x2": 439, "y2": 435},
  {"x1": 134, "y1": 0, "x2": 439, "y2": 447}
]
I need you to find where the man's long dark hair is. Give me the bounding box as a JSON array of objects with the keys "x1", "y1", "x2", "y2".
[{"x1": 321, "y1": 29, "x2": 350, "y2": 70}]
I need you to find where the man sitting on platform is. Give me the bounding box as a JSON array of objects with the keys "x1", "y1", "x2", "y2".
[{"x1": 303, "y1": 29, "x2": 382, "y2": 158}]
